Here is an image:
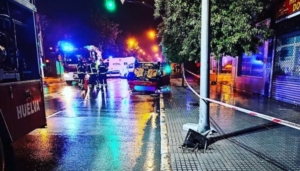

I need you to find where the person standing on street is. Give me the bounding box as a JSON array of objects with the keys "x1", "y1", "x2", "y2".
[
  {"x1": 88, "y1": 57, "x2": 98, "y2": 90},
  {"x1": 103, "y1": 62, "x2": 108, "y2": 87},
  {"x1": 98, "y1": 60, "x2": 108, "y2": 90},
  {"x1": 77, "y1": 58, "x2": 86, "y2": 90},
  {"x1": 95, "y1": 57, "x2": 101, "y2": 89}
]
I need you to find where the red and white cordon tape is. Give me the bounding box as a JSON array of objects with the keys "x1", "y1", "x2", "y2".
[
  {"x1": 182, "y1": 68, "x2": 300, "y2": 131},
  {"x1": 185, "y1": 69, "x2": 200, "y2": 78}
]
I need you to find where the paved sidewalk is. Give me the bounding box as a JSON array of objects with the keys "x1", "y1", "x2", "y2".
[{"x1": 161, "y1": 77, "x2": 300, "y2": 171}]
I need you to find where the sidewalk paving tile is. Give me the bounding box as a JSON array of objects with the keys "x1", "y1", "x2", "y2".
[{"x1": 162, "y1": 78, "x2": 300, "y2": 171}]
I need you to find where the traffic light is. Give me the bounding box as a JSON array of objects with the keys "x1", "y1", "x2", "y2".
[{"x1": 105, "y1": 0, "x2": 116, "y2": 12}]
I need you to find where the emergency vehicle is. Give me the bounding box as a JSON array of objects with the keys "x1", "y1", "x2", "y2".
[
  {"x1": 103, "y1": 56, "x2": 136, "y2": 78},
  {"x1": 0, "y1": 0, "x2": 47, "y2": 170},
  {"x1": 61, "y1": 45, "x2": 101, "y2": 85}
]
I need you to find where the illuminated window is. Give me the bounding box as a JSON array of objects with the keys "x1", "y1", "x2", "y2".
[
  {"x1": 240, "y1": 46, "x2": 264, "y2": 77},
  {"x1": 274, "y1": 34, "x2": 300, "y2": 77}
]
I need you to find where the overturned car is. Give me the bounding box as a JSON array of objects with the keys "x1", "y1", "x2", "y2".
[{"x1": 127, "y1": 62, "x2": 170, "y2": 92}]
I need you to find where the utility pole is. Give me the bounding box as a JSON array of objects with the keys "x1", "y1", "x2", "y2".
[
  {"x1": 197, "y1": 0, "x2": 210, "y2": 134},
  {"x1": 183, "y1": 0, "x2": 212, "y2": 135}
]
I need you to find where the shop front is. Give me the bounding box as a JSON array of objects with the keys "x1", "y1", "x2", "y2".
[{"x1": 271, "y1": 0, "x2": 300, "y2": 105}]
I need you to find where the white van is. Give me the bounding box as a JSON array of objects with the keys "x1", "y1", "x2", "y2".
[{"x1": 105, "y1": 57, "x2": 136, "y2": 78}]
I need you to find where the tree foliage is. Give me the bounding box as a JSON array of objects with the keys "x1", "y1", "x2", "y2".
[
  {"x1": 90, "y1": 9, "x2": 122, "y2": 57},
  {"x1": 154, "y1": 0, "x2": 273, "y2": 62}
]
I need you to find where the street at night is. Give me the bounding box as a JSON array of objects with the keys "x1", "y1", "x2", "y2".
[
  {"x1": 11, "y1": 78, "x2": 161, "y2": 171},
  {"x1": 2, "y1": 0, "x2": 300, "y2": 171},
  {"x1": 5, "y1": 76, "x2": 300, "y2": 171}
]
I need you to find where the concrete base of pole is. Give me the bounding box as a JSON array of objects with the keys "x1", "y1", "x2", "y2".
[
  {"x1": 183, "y1": 123, "x2": 217, "y2": 135},
  {"x1": 183, "y1": 123, "x2": 199, "y2": 132}
]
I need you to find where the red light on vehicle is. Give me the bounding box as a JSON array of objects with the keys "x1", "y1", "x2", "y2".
[{"x1": 46, "y1": 59, "x2": 50, "y2": 63}]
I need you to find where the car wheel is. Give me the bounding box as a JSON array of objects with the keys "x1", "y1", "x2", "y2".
[
  {"x1": 0, "y1": 137, "x2": 4, "y2": 171},
  {"x1": 66, "y1": 81, "x2": 72, "y2": 85}
]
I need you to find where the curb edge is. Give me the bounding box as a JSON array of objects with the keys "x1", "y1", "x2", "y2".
[{"x1": 160, "y1": 93, "x2": 172, "y2": 171}]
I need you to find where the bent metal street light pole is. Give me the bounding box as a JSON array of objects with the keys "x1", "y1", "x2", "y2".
[
  {"x1": 198, "y1": 0, "x2": 211, "y2": 134},
  {"x1": 183, "y1": 0, "x2": 212, "y2": 135},
  {"x1": 121, "y1": 0, "x2": 213, "y2": 135}
]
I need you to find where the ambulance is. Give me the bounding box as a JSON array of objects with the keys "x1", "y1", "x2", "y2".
[{"x1": 104, "y1": 57, "x2": 136, "y2": 78}]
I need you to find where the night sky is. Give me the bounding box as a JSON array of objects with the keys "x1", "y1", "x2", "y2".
[{"x1": 35, "y1": 0, "x2": 161, "y2": 57}]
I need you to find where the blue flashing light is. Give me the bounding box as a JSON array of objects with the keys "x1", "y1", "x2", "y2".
[
  {"x1": 59, "y1": 41, "x2": 74, "y2": 52},
  {"x1": 109, "y1": 56, "x2": 113, "y2": 58},
  {"x1": 164, "y1": 65, "x2": 172, "y2": 74},
  {"x1": 62, "y1": 45, "x2": 74, "y2": 52},
  {"x1": 134, "y1": 86, "x2": 156, "y2": 92}
]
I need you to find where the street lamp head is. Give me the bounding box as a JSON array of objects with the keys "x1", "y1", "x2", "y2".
[
  {"x1": 148, "y1": 30, "x2": 156, "y2": 40},
  {"x1": 152, "y1": 45, "x2": 159, "y2": 52}
]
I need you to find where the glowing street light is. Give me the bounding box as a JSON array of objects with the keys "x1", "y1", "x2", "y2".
[
  {"x1": 152, "y1": 45, "x2": 159, "y2": 52},
  {"x1": 147, "y1": 30, "x2": 156, "y2": 40},
  {"x1": 127, "y1": 37, "x2": 137, "y2": 48}
]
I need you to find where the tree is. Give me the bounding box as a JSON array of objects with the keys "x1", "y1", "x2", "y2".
[
  {"x1": 90, "y1": 9, "x2": 122, "y2": 58},
  {"x1": 154, "y1": 0, "x2": 273, "y2": 63}
]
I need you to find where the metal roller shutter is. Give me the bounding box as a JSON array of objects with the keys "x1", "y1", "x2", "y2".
[
  {"x1": 272, "y1": 32, "x2": 300, "y2": 105},
  {"x1": 272, "y1": 76, "x2": 300, "y2": 105}
]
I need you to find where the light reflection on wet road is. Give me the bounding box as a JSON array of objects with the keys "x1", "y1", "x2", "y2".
[{"x1": 12, "y1": 78, "x2": 161, "y2": 171}]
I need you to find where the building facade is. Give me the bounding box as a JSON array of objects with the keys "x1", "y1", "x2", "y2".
[
  {"x1": 271, "y1": 0, "x2": 300, "y2": 105},
  {"x1": 231, "y1": 0, "x2": 300, "y2": 105}
]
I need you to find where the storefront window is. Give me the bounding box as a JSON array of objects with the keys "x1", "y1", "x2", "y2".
[
  {"x1": 240, "y1": 46, "x2": 264, "y2": 77},
  {"x1": 274, "y1": 34, "x2": 300, "y2": 77}
]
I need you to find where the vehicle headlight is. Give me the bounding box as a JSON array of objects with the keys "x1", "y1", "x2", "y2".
[{"x1": 64, "y1": 73, "x2": 70, "y2": 78}]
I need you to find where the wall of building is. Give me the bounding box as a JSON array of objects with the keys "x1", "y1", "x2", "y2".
[
  {"x1": 233, "y1": 40, "x2": 272, "y2": 96},
  {"x1": 234, "y1": 74, "x2": 266, "y2": 95}
]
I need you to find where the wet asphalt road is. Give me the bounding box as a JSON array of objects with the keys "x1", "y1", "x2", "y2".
[{"x1": 11, "y1": 78, "x2": 161, "y2": 171}]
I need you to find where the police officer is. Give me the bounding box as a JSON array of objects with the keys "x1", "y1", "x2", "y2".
[
  {"x1": 77, "y1": 58, "x2": 86, "y2": 90},
  {"x1": 95, "y1": 57, "x2": 101, "y2": 89},
  {"x1": 98, "y1": 60, "x2": 108, "y2": 89},
  {"x1": 87, "y1": 57, "x2": 98, "y2": 90},
  {"x1": 103, "y1": 62, "x2": 108, "y2": 86}
]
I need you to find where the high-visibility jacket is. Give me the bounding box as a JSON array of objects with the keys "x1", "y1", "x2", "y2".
[
  {"x1": 77, "y1": 62, "x2": 86, "y2": 73},
  {"x1": 89, "y1": 62, "x2": 98, "y2": 74},
  {"x1": 98, "y1": 63, "x2": 108, "y2": 75},
  {"x1": 96, "y1": 60, "x2": 100, "y2": 70}
]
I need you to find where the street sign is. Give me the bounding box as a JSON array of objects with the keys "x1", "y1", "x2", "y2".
[{"x1": 120, "y1": 0, "x2": 125, "y2": 4}]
